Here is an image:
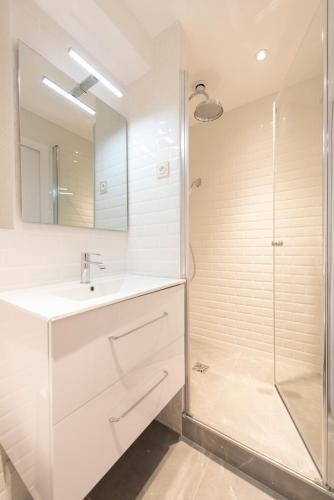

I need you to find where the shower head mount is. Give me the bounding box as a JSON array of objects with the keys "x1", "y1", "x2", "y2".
[{"x1": 189, "y1": 80, "x2": 223, "y2": 123}]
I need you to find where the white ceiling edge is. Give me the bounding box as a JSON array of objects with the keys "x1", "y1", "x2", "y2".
[{"x1": 95, "y1": 0, "x2": 153, "y2": 70}]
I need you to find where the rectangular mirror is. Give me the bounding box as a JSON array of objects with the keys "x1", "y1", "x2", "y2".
[{"x1": 18, "y1": 42, "x2": 128, "y2": 231}]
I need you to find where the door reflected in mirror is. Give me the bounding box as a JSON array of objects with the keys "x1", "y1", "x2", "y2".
[{"x1": 19, "y1": 42, "x2": 128, "y2": 231}]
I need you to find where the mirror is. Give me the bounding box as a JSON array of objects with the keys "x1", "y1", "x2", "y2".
[{"x1": 18, "y1": 43, "x2": 128, "y2": 231}]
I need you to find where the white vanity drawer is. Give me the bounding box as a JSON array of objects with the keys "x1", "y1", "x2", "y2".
[
  {"x1": 52, "y1": 336, "x2": 184, "y2": 500},
  {"x1": 51, "y1": 285, "x2": 184, "y2": 423}
]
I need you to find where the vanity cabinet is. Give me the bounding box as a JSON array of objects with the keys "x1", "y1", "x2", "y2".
[{"x1": 0, "y1": 282, "x2": 185, "y2": 500}]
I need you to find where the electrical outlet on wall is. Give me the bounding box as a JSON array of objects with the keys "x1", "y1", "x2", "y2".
[
  {"x1": 156, "y1": 161, "x2": 170, "y2": 179},
  {"x1": 100, "y1": 181, "x2": 108, "y2": 194}
]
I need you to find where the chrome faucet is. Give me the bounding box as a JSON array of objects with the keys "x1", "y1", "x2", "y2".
[{"x1": 80, "y1": 252, "x2": 106, "y2": 284}]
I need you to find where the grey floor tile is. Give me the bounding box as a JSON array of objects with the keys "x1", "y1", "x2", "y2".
[
  {"x1": 189, "y1": 338, "x2": 320, "y2": 480},
  {"x1": 88, "y1": 421, "x2": 180, "y2": 500},
  {"x1": 87, "y1": 421, "x2": 285, "y2": 500},
  {"x1": 193, "y1": 456, "x2": 286, "y2": 500}
]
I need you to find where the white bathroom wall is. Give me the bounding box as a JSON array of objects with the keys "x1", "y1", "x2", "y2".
[
  {"x1": 0, "y1": 1, "x2": 184, "y2": 294},
  {"x1": 274, "y1": 77, "x2": 323, "y2": 371},
  {"x1": 273, "y1": 75, "x2": 324, "y2": 470},
  {"x1": 0, "y1": 0, "x2": 15, "y2": 230},
  {"x1": 57, "y1": 149, "x2": 94, "y2": 229},
  {"x1": 189, "y1": 95, "x2": 274, "y2": 358},
  {"x1": 126, "y1": 25, "x2": 183, "y2": 278},
  {"x1": 189, "y1": 78, "x2": 323, "y2": 372},
  {"x1": 0, "y1": 0, "x2": 128, "y2": 293},
  {"x1": 94, "y1": 99, "x2": 127, "y2": 231}
]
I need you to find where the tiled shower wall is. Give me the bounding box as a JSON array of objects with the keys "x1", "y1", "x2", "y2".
[
  {"x1": 274, "y1": 77, "x2": 323, "y2": 372},
  {"x1": 189, "y1": 81, "x2": 323, "y2": 371},
  {"x1": 189, "y1": 95, "x2": 274, "y2": 358}
]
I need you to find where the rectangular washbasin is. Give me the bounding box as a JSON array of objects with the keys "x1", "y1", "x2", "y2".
[
  {"x1": 50, "y1": 279, "x2": 125, "y2": 301},
  {"x1": 0, "y1": 275, "x2": 185, "y2": 319}
]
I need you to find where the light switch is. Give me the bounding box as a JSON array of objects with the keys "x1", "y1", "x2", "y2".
[
  {"x1": 156, "y1": 161, "x2": 170, "y2": 179},
  {"x1": 100, "y1": 181, "x2": 108, "y2": 194}
]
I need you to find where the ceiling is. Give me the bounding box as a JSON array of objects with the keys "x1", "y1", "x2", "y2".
[
  {"x1": 124, "y1": 0, "x2": 322, "y2": 112},
  {"x1": 23, "y1": 0, "x2": 322, "y2": 124}
]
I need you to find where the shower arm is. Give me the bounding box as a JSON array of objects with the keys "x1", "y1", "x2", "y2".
[{"x1": 188, "y1": 89, "x2": 209, "y2": 101}]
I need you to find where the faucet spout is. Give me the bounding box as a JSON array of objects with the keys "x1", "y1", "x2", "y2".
[{"x1": 80, "y1": 252, "x2": 106, "y2": 284}]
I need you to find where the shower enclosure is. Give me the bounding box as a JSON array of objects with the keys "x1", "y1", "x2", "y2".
[{"x1": 185, "y1": 0, "x2": 334, "y2": 492}]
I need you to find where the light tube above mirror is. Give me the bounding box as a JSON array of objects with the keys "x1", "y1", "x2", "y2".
[
  {"x1": 68, "y1": 48, "x2": 123, "y2": 98},
  {"x1": 42, "y1": 77, "x2": 96, "y2": 115}
]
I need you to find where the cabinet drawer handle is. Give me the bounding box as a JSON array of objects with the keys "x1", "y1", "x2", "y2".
[
  {"x1": 108, "y1": 312, "x2": 168, "y2": 341},
  {"x1": 109, "y1": 370, "x2": 169, "y2": 423}
]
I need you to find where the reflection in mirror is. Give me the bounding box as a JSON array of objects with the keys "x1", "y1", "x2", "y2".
[{"x1": 19, "y1": 42, "x2": 128, "y2": 231}]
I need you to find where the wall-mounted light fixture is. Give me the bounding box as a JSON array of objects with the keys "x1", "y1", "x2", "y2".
[
  {"x1": 42, "y1": 77, "x2": 96, "y2": 115},
  {"x1": 68, "y1": 48, "x2": 123, "y2": 98}
]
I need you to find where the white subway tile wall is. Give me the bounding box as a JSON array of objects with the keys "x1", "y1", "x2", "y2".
[
  {"x1": 273, "y1": 76, "x2": 324, "y2": 466},
  {"x1": 189, "y1": 83, "x2": 323, "y2": 373},
  {"x1": 127, "y1": 25, "x2": 182, "y2": 278},
  {"x1": 274, "y1": 77, "x2": 323, "y2": 372},
  {"x1": 189, "y1": 96, "x2": 274, "y2": 363},
  {"x1": 94, "y1": 99, "x2": 128, "y2": 231},
  {"x1": 57, "y1": 148, "x2": 94, "y2": 229}
]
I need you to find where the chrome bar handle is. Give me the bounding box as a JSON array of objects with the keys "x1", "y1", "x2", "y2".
[
  {"x1": 109, "y1": 370, "x2": 169, "y2": 423},
  {"x1": 108, "y1": 312, "x2": 168, "y2": 341}
]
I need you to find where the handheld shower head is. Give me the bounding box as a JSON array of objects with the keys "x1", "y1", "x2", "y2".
[{"x1": 190, "y1": 177, "x2": 202, "y2": 194}]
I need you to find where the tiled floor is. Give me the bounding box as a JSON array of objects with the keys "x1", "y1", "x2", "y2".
[
  {"x1": 189, "y1": 338, "x2": 320, "y2": 481},
  {"x1": 87, "y1": 421, "x2": 286, "y2": 500}
]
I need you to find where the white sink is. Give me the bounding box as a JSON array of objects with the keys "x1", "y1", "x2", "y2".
[
  {"x1": 0, "y1": 274, "x2": 185, "y2": 319},
  {"x1": 50, "y1": 278, "x2": 125, "y2": 301}
]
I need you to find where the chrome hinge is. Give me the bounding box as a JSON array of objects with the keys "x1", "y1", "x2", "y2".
[{"x1": 272, "y1": 241, "x2": 283, "y2": 247}]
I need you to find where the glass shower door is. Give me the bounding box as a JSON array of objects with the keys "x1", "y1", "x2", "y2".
[{"x1": 273, "y1": 1, "x2": 325, "y2": 474}]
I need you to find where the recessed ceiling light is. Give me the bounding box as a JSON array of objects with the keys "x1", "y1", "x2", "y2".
[
  {"x1": 42, "y1": 77, "x2": 96, "y2": 115},
  {"x1": 68, "y1": 48, "x2": 123, "y2": 98},
  {"x1": 256, "y1": 49, "x2": 268, "y2": 62}
]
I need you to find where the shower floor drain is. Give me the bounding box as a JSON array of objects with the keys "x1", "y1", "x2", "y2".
[{"x1": 192, "y1": 362, "x2": 209, "y2": 373}]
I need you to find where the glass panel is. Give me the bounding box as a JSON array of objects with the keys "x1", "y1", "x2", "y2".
[{"x1": 273, "y1": 2, "x2": 324, "y2": 472}]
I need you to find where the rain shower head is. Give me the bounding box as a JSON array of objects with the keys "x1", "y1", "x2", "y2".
[{"x1": 189, "y1": 81, "x2": 223, "y2": 122}]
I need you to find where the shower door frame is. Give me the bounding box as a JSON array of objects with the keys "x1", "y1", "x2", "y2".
[
  {"x1": 326, "y1": 0, "x2": 334, "y2": 489},
  {"x1": 182, "y1": 0, "x2": 333, "y2": 491}
]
